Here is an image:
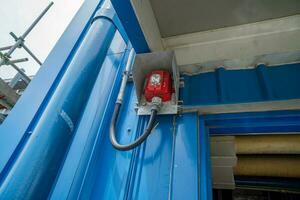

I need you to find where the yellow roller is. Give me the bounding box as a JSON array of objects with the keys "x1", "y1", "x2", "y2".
[
  {"x1": 234, "y1": 155, "x2": 300, "y2": 178},
  {"x1": 235, "y1": 134, "x2": 300, "y2": 154}
]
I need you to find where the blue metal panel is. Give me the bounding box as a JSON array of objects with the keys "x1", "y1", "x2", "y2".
[
  {"x1": 0, "y1": 0, "x2": 104, "y2": 176},
  {"x1": 266, "y1": 64, "x2": 300, "y2": 99},
  {"x1": 181, "y1": 63, "x2": 300, "y2": 106},
  {"x1": 129, "y1": 115, "x2": 174, "y2": 200},
  {"x1": 204, "y1": 110, "x2": 300, "y2": 135},
  {"x1": 86, "y1": 83, "x2": 142, "y2": 200},
  {"x1": 181, "y1": 72, "x2": 219, "y2": 105},
  {"x1": 204, "y1": 109, "x2": 300, "y2": 120},
  {"x1": 55, "y1": 82, "x2": 175, "y2": 199},
  {"x1": 222, "y1": 68, "x2": 264, "y2": 102},
  {"x1": 52, "y1": 80, "x2": 211, "y2": 200},
  {"x1": 110, "y1": 0, "x2": 150, "y2": 53},
  {"x1": 50, "y1": 32, "x2": 127, "y2": 199},
  {"x1": 171, "y1": 113, "x2": 198, "y2": 200},
  {"x1": 199, "y1": 117, "x2": 212, "y2": 200}
]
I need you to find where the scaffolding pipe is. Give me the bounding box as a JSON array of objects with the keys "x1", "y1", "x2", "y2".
[
  {"x1": 0, "y1": 46, "x2": 13, "y2": 51},
  {"x1": 9, "y1": 58, "x2": 29, "y2": 64},
  {"x1": 0, "y1": 2, "x2": 53, "y2": 66},
  {"x1": 10, "y1": 32, "x2": 42, "y2": 65},
  {"x1": 21, "y1": 2, "x2": 54, "y2": 39}
]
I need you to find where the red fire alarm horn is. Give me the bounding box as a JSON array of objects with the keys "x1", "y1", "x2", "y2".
[{"x1": 144, "y1": 70, "x2": 173, "y2": 102}]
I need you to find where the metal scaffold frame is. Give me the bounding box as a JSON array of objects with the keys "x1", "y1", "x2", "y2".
[
  {"x1": 0, "y1": 1, "x2": 54, "y2": 76},
  {"x1": 0, "y1": 2, "x2": 54, "y2": 121}
]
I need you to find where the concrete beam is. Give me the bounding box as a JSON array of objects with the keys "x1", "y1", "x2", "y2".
[
  {"x1": 162, "y1": 15, "x2": 300, "y2": 71},
  {"x1": 181, "y1": 99, "x2": 300, "y2": 115}
]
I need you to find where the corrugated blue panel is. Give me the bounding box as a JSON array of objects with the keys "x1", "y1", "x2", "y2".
[
  {"x1": 50, "y1": 78, "x2": 208, "y2": 199},
  {"x1": 80, "y1": 83, "x2": 140, "y2": 200},
  {"x1": 171, "y1": 113, "x2": 198, "y2": 200},
  {"x1": 205, "y1": 110, "x2": 300, "y2": 135},
  {"x1": 130, "y1": 115, "x2": 174, "y2": 200},
  {"x1": 50, "y1": 31, "x2": 127, "y2": 199},
  {"x1": 222, "y1": 68, "x2": 263, "y2": 102},
  {"x1": 266, "y1": 64, "x2": 300, "y2": 99},
  {"x1": 63, "y1": 82, "x2": 175, "y2": 199},
  {"x1": 182, "y1": 63, "x2": 300, "y2": 106},
  {"x1": 181, "y1": 72, "x2": 218, "y2": 105}
]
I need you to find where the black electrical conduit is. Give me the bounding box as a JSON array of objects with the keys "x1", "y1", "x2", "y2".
[{"x1": 109, "y1": 49, "x2": 158, "y2": 151}]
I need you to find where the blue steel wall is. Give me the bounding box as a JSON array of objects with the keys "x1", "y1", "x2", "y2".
[
  {"x1": 0, "y1": 0, "x2": 300, "y2": 198},
  {"x1": 51, "y1": 82, "x2": 204, "y2": 200},
  {"x1": 53, "y1": 61, "x2": 300, "y2": 199},
  {"x1": 181, "y1": 63, "x2": 300, "y2": 106}
]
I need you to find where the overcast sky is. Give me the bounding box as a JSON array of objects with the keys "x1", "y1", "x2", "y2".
[{"x1": 0, "y1": 0, "x2": 84, "y2": 79}]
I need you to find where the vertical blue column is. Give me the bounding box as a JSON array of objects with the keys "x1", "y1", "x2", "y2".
[
  {"x1": 199, "y1": 117, "x2": 212, "y2": 200},
  {"x1": 171, "y1": 113, "x2": 198, "y2": 200},
  {"x1": 0, "y1": 2, "x2": 116, "y2": 199}
]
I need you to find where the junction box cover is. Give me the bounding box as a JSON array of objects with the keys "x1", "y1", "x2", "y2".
[{"x1": 132, "y1": 51, "x2": 179, "y2": 115}]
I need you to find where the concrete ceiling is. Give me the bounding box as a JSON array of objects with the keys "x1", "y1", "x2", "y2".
[{"x1": 150, "y1": 0, "x2": 300, "y2": 37}]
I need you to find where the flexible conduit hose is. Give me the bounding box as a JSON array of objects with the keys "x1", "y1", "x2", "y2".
[
  {"x1": 109, "y1": 49, "x2": 158, "y2": 151},
  {"x1": 110, "y1": 104, "x2": 158, "y2": 151}
]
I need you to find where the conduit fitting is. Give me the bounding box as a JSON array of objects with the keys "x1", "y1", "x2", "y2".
[{"x1": 151, "y1": 96, "x2": 162, "y2": 112}]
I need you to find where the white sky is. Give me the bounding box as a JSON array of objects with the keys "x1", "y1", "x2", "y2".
[{"x1": 0, "y1": 0, "x2": 84, "y2": 79}]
